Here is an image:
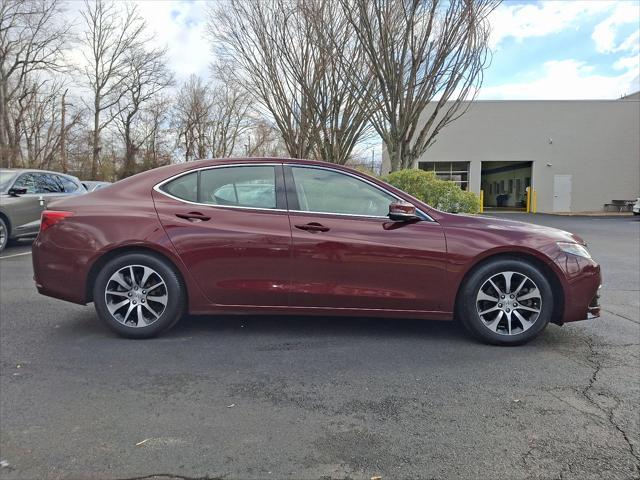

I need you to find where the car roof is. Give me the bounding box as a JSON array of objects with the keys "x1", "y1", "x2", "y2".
[{"x1": 0, "y1": 168, "x2": 80, "y2": 179}]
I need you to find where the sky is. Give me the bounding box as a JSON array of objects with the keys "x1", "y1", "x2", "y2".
[{"x1": 101, "y1": 0, "x2": 639, "y2": 101}]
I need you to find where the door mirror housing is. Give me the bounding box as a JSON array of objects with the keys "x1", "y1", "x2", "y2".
[
  {"x1": 8, "y1": 187, "x2": 27, "y2": 197},
  {"x1": 388, "y1": 201, "x2": 421, "y2": 222}
]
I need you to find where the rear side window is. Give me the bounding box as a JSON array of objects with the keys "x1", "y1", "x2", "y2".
[
  {"x1": 161, "y1": 172, "x2": 198, "y2": 202},
  {"x1": 57, "y1": 175, "x2": 80, "y2": 193},
  {"x1": 200, "y1": 166, "x2": 276, "y2": 209},
  {"x1": 36, "y1": 174, "x2": 64, "y2": 193}
]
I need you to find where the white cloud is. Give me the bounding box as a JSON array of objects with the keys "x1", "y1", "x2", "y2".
[
  {"x1": 489, "y1": 1, "x2": 613, "y2": 48},
  {"x1": 133, "y1": 0, "x2": 212, "y2": 82},
  {"x1": 477, "y1": 59, "x2": 639, "y2": 100},
  {"x1": 591, "y1": 2, "x2": 640, "y2": 53}
]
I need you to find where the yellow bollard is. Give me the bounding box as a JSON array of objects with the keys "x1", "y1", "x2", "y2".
[
  {"x1": 532, "y1": 189, "x2": 537, "y2": 214},
  {"x1": 479, "y1": 190, "x2": 484, "y2": 213},
  {"x1": 526, "y1": 187, "x2": 531, "y2": 213}
]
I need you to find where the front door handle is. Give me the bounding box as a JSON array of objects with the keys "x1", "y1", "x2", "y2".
[
  {"x1": 175, "y1": 212, "x2": 211, "y2": 222},
  {"x1": 295, "y1": 222, "x2": 330, "y2": 233}
]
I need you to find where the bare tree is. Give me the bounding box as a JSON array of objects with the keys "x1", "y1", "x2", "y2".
[
  {"x1": 342, "y1": 0, "x2": 498, "y2": 171},
  {"x1": 0, "y1": 0, "x2": 70, "y2": 167},
  {"x1": 116, "y1": 45, "x2": 174, "y2": 178},
  {"x1": 79, "y1": 0, "x2": 146, "y2": 179},
  {"x1": 173, "y1": 74, "x2": 210, "y2": 162},
  {"x1": 139, "y1": 95, "x2": 173, "y2": 170},
  {"x1": 20, "y1": 78, "x2": 81, "y2": 169},
  {"x1": 173, "y1": 71, "x2": 251, "y2": 162},
  {"x1": 210, "y1": 0, "x2": 375, "y2": 164}
]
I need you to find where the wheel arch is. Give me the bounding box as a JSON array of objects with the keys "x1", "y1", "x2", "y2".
[
  {"x1": 0, "y1": 209, "x2": 12, "y2": 236},
  {"x1": 85, "y1": 245, "x2": 188, "y2": 306},
  {"x1": 454, "y1": 250, "x2": 565, "y2": 326}
]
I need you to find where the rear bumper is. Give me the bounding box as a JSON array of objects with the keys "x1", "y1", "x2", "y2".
[{"x1": 32, "y1": 238, "x2": 91, "y2": 305}]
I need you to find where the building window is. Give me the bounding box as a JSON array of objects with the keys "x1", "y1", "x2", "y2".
[
  {"x1": 500, "y1": 180, "x2": 505, "y2": 193},
  {"x1": 418, "y1": 161, "x2": 470, "y2": 190},
  {"x1": 508, "y1": 179, "x2": 513, "y2": 193},
  {"x1": 525, "y1": 177, "x2": 531, "y2": 188}
]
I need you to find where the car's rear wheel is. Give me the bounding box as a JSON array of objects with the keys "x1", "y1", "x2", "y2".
[
  {"x1": 93, "y1": 253, "x2": 185, "y2": 338},
  {"x1": 0, "y1": 217, "x2": 8, "y2": 253},
  {"x1": 458, "y1": 258, "x2": 553, "y2": 345}
]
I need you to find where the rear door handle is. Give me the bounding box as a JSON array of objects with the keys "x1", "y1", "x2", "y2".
[
  {"x1": 295, "y1": 222, "x2": 330, "y2": 233},
  {"x1": 175, "y1": 212, "x2": 211, "y2": 222}
]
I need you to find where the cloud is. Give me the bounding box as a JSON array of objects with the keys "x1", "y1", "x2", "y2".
[
  {"x1": 591, "y1": 2, "x2": 640, "y2": 53},
  {"x1": 478, "y1": 59, "x2": 639, "y2": 100},
  {"x1": 133, "y1": 0, "x2": 212, "y2": 82},
  {"x1": 489, "y1": 1, "x2": 613, "y2": 48}
]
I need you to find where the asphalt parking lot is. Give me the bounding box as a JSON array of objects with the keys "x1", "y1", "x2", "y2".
[{"x1": 0, "y1": 214, "x2": 638, "y2": 480}]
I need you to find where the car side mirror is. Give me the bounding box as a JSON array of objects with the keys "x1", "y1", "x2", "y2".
[
  {"x1": 8, "y1": 187, "x2": 27, "y2": 197},
  {"x1": 388, "y1": 201, "x2": 421, "y2": 222}
]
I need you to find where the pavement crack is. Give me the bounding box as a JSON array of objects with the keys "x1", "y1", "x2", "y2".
[
  {"x1": 601, "y1": 308, "x2": 640, "y2": 325},
  {"x1": 580, "y1": 337, "x2": 640, "y2": 473}
]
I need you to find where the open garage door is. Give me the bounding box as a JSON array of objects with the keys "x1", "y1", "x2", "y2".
[{"x1": 481, "y1": 161, "x2": 533, "y2": 211}]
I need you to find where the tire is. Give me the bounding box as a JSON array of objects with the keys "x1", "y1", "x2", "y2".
[
  {"x1": 0, "y1": 217, "x2": 8, "y2": 253},
  {"x1": 457, "y1": 258, "x2": 553, "y2": 346},
  {"x1": 93, "y1": 252, "x2": 186, "y2": 339}
]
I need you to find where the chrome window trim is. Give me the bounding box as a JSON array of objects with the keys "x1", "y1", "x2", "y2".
[
  {"x1": 153, "y1": 163, "x2": 286, "y2": 213},
  {"x1": 288, "y1": 164, "x2": 434, "y2": 222},
  {"x1": 153, "y1": 162, "x2": 434, "y2": 222}
]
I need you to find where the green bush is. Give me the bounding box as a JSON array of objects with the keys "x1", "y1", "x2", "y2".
[{"x1": 381, "y1": 169, "x2": 479, "y2": 214}]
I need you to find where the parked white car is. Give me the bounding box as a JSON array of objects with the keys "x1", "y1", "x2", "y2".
[{"x1": 633, "y1": 198, "x2": 640, "y2": 215}]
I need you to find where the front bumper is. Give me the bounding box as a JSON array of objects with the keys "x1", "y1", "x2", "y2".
[{"x1": 552, "y1": 253, "x2": 601, "y2": 323}]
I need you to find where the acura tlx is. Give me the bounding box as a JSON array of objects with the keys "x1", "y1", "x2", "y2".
[{"x1": 32, "y1": 158, "x2": 601, "y2": 345}]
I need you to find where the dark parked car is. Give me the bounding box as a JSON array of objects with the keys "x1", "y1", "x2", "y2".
[
  {"x1": 81, "y1": 180, "x2": 111, "y2": 192},
  {"x1": 0, "y1": 168, "x2": 86, "y2": 252},
  {"x1": 32, "y1": 159, "x2": 601, "y2": 345}
]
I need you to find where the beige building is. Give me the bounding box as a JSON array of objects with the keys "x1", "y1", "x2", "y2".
[{"x1": 382, "y1": 96, "x2": 640, "y2": 213}]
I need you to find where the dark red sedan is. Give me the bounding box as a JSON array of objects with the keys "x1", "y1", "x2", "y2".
[{"x1": 32, "y1": 158, "x2": 601, "y2": 345}]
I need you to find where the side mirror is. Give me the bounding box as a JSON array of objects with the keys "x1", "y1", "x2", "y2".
[
  {"x1": 388, "y1": 201, "x2": 421, "y2": 222},
  {"x1": 8, "y1": 187, "x2": 27, "y2": 197}
]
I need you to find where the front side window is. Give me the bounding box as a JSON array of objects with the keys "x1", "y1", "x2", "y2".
[
  {"x1": 200, "y1": 166, "x2": 276, "y2": 209},
  {"x1": 290, "y1": 167, "x2": 394, "y2": 217},
  {"x1": 12, "y1": 173, "x2": 38, "y2": 193}
]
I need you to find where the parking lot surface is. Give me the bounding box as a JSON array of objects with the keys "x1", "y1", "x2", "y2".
[{"x1": 0, "y1": 214, "x2": 638, "y2": 480}]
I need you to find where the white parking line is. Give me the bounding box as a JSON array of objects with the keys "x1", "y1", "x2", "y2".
[{"x1": 0, "y1": 251, "x2": 32, "y2": 260}]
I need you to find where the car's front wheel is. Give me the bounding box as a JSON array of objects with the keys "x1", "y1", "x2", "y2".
[
  {"x1": 458, "y1": 258, "x2": 553, "y2": 345},
  {"x1": 93, "y1": 252, "x2": 185, "y2": 338}
]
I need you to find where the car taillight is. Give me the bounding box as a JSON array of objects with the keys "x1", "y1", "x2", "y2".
[{"x1": 40, "y1": 210, "x2": 73, "y2": 233}]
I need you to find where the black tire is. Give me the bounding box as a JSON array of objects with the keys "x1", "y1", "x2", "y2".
[
  {"x1": 0, "y1": 217, "x2": 8, "y2": 253},
  {"x1": 457, "y1": 258, "x2": 553, "y2": 346},
  {"x1": 93, "y1": 252, "x2": 186, "y2": 339}
]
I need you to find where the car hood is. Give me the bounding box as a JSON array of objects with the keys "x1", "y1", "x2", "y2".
[{"x1": 438, "y1": 213, "x2": 586, "y2": 245}]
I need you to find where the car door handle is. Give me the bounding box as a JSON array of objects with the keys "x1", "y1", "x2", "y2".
[
  {"x1": 294, "y1": 222, "x2": 330, "y2": 233},
  {"x1": 175, "y1": 212, "x2": 211, "y2": 222}
]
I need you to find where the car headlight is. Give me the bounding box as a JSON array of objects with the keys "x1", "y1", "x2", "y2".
[{"x1": 557, "y1": 242, "x2": 591, "y2": 259}]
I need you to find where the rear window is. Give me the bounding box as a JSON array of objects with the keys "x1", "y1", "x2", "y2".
[{"x1": 161, "y1": 172, "x2": 198, "y2": 202}]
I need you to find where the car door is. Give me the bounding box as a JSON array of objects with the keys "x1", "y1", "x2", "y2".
[
  {"x1": 153, "y1": 164, "x2": 292, "y2": 307},
  {"x1": 285, "y1": 165, "x2": 448, "y2": 313},
  {"x1": 7, "y1": 172, "x2": 47, "y2": 236}
]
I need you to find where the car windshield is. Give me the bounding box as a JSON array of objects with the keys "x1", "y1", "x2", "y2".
[{"x1": 0, "y1": 170, "x2": 18, "y2": 193}]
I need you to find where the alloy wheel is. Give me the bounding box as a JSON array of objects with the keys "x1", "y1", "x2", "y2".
[
  {"x1": 104, "y1": 265, "x2": 168, "y2": 327},
  {"x1": 476, "y1": 271, "x2": 542, "y2": 336}
]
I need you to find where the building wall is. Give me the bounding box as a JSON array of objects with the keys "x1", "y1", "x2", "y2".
[{"x1": 381, "y1": 98, "x2": 640, "y2": 212}]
